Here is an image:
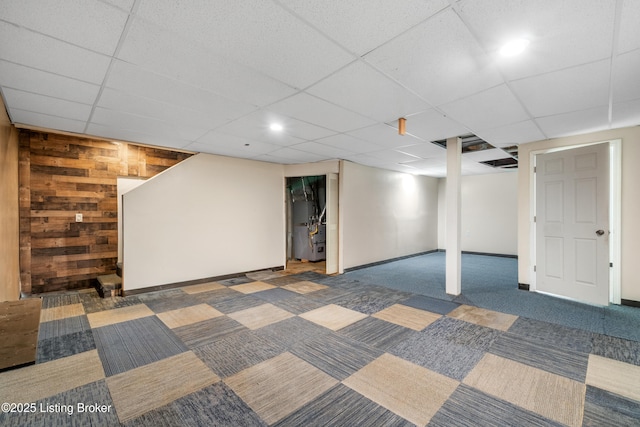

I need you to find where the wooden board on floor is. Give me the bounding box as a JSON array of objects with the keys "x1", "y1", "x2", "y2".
[{"x1": 0, "y1": 298, "x2": 42, "y2": 371}]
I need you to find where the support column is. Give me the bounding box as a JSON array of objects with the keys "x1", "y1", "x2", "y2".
[{"x1": 446, "y1": 137, "x2": 461, "y2": 296}]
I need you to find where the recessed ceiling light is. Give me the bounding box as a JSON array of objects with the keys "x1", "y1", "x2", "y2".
[
  {"x1": 269, "y1": 123, "x2": 283, "y2": 132},
  {"x1": 500, "y1": 38, "x2": 530, "y2": 57}
]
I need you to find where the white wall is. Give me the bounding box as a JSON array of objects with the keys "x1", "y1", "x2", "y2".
[
  {"x1": 438, "y1": 172, "x2": 518, "y2": 255},
  {"x1": 518, "y1": 126, "x2": 640, "y2": 301},
  {"x1": 123, "y1": 153, "x2": 285, "y2": 290},
  {"x1": 341, "y1": 161, "x2": 439, "y2": 269}
]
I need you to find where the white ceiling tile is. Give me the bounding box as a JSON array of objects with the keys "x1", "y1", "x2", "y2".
[
  {"x1": 192, "y1": 132, "x2": 281, "y2": 156},
  {"x1": 0, "y1": 60, "x2": 100, "y2": 104},
  {"x1": 278, "y1": 0, "x2": 448, "y2": 55},
  {"x1": 440, "y1": 84, "x2": 530, "y2": 131},
  {"x1": 474, "y1": 120, "x2": 545, "y2": 146},
  {"x1": 259, "y1": 147, "x2": 326, "y2": 163},
  {"x1": 462, "y1": 148, "x2": 510, "y2": 162},
  {"x1": 135, "y1": 0, "x2": 354, "y2": 89},
  {"x1": 619, "y1": 0, "x2": 640, "y2": 53},
  {"x1": 212, "y1": 111, "x2": 313, "y2": 147},
  {"x1": 117, "y1": 18, "x2": 297, "y2": 106},
  {"x1": 613, "y1": 50, "x2": 640, "y2": 103},
  {"x1": 612, "y1": 98, "x2": 640, "y2": 129},
  {"x1": 0, "y1": 22, "x2": 111, "y2": 84},
  {"x1": 395, "y1": 142, "x2": 445, "y2": 159},
  {"x1": 536, "y1": 106, "x2": 610, "y2": 139},
  {"x1": 315, "y1": 134, "x2": 382, "y2": 154},
  {"x1": 458, "y1": 0, "x2": 616, "y2": 80},
  {"x1": 364, "y1": 8, "x2": 504, "y2": 106},
  {"x1": 0, "y1": 0, "x2": 128, "y2": 55},
  {"x1": 102, "y1": 0, "x2": 135, "y2": 11},
  {"x1": 366, "y1": 149, "x2": 421, "y2": 163},
  {"x1": 289, "y1": 142, "x2": 353, "y2": 159},
  {"x1": 347, "y1": 124, "x2": 424, "y2": 150},
  {"x1": 342, "y1": 154, "x2": 392, "y2": 167},
  {"x1": 10, "y1": 109, "x2": 86, "y2": 133},
  {"x1": 402, "y1": 109, "x2": 470, "y2": 142},
  {"x1": 269, "y1": 93, "x2": 376, "y2": 133},
  {"x1": 308, "y1": 61, "x2": 431, "y2": 122},
  {"x1": 3, "y1": 88, "x2": 92, "y2": 122},
  {"x1": 86, "y1": 123, "x2": 193, "y2": 149},
  {"x1": 510, "y1": 60, "x2": 610, "y2": 117}
]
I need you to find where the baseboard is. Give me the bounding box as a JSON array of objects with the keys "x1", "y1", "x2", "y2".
[
  {"x1": 518, "y1": 283, "x2": 530, "y2": 291},
  {"x1": 621, "y1": 299, "x2": 640, "y2": 308},
  {"x1": 344, "y1": 250, "x2": 439, "y2": 272},
  {"x1": 437, "y1": 249, "x2": 518, "y2": 259},
  {"x1": 123, "y1": 265, "x2": 285, "y2": 296}
]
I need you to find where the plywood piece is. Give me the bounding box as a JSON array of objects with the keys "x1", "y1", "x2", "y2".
[{"x1": 0, "y1": 298, "x2": 41, "y2": 370}]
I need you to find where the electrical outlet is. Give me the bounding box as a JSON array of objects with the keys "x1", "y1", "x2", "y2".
[{"x1": 75, "y1": 213, "x2": 83, "y2": 222}]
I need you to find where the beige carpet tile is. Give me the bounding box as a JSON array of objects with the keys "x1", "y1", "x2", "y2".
[
  {"x1": 343, "y1": 353, "x2": 459, "y2": 425},
  {"x1": 463, "y1": 353, "x2": 585, "y2": 426},
  {"x1": 299, "y1": 304, "x2": 368, "y2": 331},
  {"x1": 230, "y1": 281, "x2": 277, "y2": 294},
  {"x1": 156, "y1": 303, "x2": 224, "y2": 329},
  {"x1": 182, "y1": 282, "x2": 226, "y2": 294},
  {"x1": 586, "y1": 354, "x2": 640, "y2": 402},
  {"x1": 282, "y1": 281, "x2": 329, "y2": 294},
  {"x1": 447, "y1": 305, "x2": 518, "y2": 331},
  {"x1": 39, "y1": 303, "x2": 85, "y2": 322},
  {"x1": 372, "y1": 304, "x2": 442, "y2": 331},
  {"x1": 0, "y1": 349, "x2": 105, "y2": 403},
  {"x1": 227, "y1": 303, "x2": 295, "y2": 330},
  {"x1": 224, "y1": 352, "x2": 338, "y2": 424},
  {"x1": 106, "y1": 351, "x2": 220, "y2": 423},
  {"x1": 87, "y1": 304, "x2": 155, "y2": 329}
]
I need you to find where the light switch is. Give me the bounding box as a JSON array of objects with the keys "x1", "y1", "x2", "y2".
[{"x1": 75, "y1": 213, "x2": 83, "y2": 222}]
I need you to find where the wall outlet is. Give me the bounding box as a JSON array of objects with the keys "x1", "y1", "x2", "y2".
[{"x1": 75, "y1": 213, "x2": 83, "y2": 222}]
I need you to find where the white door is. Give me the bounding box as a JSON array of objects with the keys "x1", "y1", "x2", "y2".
[
  {"x1": 325, "y1": 173, "x2": 339, "y2": 274},
  {"x1": 535, "y1": 143, "x2": 609, "y2": 305}
]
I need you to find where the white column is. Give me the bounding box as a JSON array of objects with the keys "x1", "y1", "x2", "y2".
[{"x1": 446, "y1": 137, "x2": 461, "y2": 296}]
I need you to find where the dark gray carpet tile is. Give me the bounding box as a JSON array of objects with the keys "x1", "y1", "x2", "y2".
[
  {"x1": 263, "y1": 275, "x2": 308, "y2": 286},
  {"x1": 290, "y1": 333, "x2": 382, "y2": 380},
  {"x1": 135, "y1": 288, "x2": 185, "y2": 302},
  {"x1": 40, "y1": 293, "x2": 82, "y2": 308},
  {"x1": 271, "y1": 294, "x2": 326, "y2": 315},
  {"x1": 582, "y1": 385, "x2": 640, "y2": 427},
  {"x1": 193, "y1": 287, "x2": 244, "y2": 305},
  {"x1": 389, "y1": 330, "x2": 486, "y2": 381},
  {"x1": 126, "y1": 383, "x2": 266, "y2": 427},
  {"x1": 0, "y1": 380, "x2": 119, "y2": 427},
  {"x1": 194, "y1": 330, "x2": 285, "y2": 378},
  {"x1": 305, "y1": 287, "x2": 360, "y2": 304},
  {"x1": 591, "y1": 333, "x2": 640, "y2": 366},
  {"x1": 506, "y1": 316, "x2": 594, "y2": 353},
  {"x1": 428, "y1": 384, "x2": 564, "y2": 427},
  {"x1": 489, "y1": 332, "x2": 589, "y2": 382},
  {"x1": 256, "y1": 316, "x2": 332, "y2": 349},
  {"x1": 401, "y1": 294, "x2": 460, "y2": 315},
  {"x1": 36, "y1": 330, "x2": 96, "y2": 364},
  {"x1": 338, "y1": 317, "x2": 418, "y2": 352},
  {"x1": 80, "y1": 292, "x2": 142, "y2": 314},
  {"x1": 335, "y1": 292, "x2": 412, "y2": 315},
  {"x1": 290, "y1": 271, "x2": 327, "y2": 282},
  {"x1": 423, "y1": 317, "x2": 501, "y2": 351},
  {"x1": 253, "y1": 287, "x2": 298, "y2": 303},
  {"x1": 274, "y1": 383, "x2": 412, "y2": 427},
  {"x1": 38, "y1": 315, "x2": 90, "y2": 340},
  {"x1": 93, "y1": 316, "x2": 187, "y2": 376},
  {"x1": 140, "y1": 292, "x2": 201, "y2": 314},
  {"x1": 217, "y1": 276, "x2": 254, "y2": 286},
  {"x1": 207, "y1": 294, "x2": 266, "y2": 314},
  {"x1": 173, "y1": 316, "x2": 248, "y2": 349}
]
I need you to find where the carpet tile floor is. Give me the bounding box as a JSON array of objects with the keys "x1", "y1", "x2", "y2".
[{"x1": 1, "y1": 266, "x2": 640, "y2": 426}]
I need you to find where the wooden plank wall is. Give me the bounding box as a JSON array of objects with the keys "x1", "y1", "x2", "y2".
[{"x1": 19, "y1": 130, "x2": 192, "y2": 294}]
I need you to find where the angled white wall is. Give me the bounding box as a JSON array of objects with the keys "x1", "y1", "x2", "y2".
[{"x1": 123, "y1": 153, "x2": 285, "y2": 291}]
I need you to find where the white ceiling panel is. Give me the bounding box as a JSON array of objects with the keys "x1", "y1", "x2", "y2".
[
  {"x1": 402, "y1": 109, "x2": 470, "y2": 142},
  {"x1": 212, "y1": 111, "x2": 312, "y2": 147},
  {"x1": 0, "y1": 22, "x2": 111, "y2": 84},
  {"x1": 342, "y1": 154, "x2": 392, "y2": 168},
  {"x1": 618, "y1": 0, "x2": 640, "y2": 54},
  {"x1": 475, "y1": 120, "x2": 545, "y2": 147},
  {"x1": 87, "y1": 123, "x2": 194, "y2": 150},
  {"x1": 0, "y1": 0, "x2": 129, "y2": 55},
  {"x1": 193, "y1": 132, "x2": 281, "y2": 156},
  {"x1": 612, "y1": 98, "x2": 640, "y2": 129},
  {"x1": 613, "y1": 50, "x2": 640, "y2": 103},
  {"x1": 510, "y1": 60, "x2": 611, "y2": 117},
  {"x1": 0, "y1": 61, "x2": 100, "y2": 104},
  {"x1": 10, "y1": 109, "x2": 86, "y2": 134},
  {"x1": 366, "y1": 149, "x2": 421, "y2": 163},
  {"x1": 396, "y1": 142, "x2": 445, "y2": 159},
  {"x1": 364, "y1": 8, "x2": 504, "y2": 106},
  {"x1": 3, "y1": 88, "x2": 92, "y2": 122},
  {"x1": 307, "y1": 61, "x2": 431, "y2": 122},
  {"x1": 347, "y1": 124, "x2": 424, "y2": 150},
  {"x1": 536, "y1": 106, "x2": 610, "y2": 139},
  {"x1": 135, "y1": 0, "x2": 354, "y2": 89},
  {"x1": 458, "y1": 0, "x2": 616, "y2": 80},
  {"x1": 291, "y1": 141, "x2": 354, "y2": 159},
  {"x1": 117, "y1": 18, "x2": 297, "y2": 107},
  {"x1": 440, "y1": 84, "x2": 529, "y2": 131},
  {"x1": 258, "y1": 147, "x2": 326, "y2": 164},
  {"x1": 100, "y1": 0, "x2": 135, "y2": 12},
  {"x1": 269, "y1": 93, "x2": 376, "y2": 133},
  {"x1": 315, "y1": 134, "x2": 382, "y2": 154},
  {"x1": 278, "y1": 0, "x2": 448, "y2": 55}
]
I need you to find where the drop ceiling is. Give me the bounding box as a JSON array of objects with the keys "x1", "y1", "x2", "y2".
[{"x1": 1, "y1": 0, "x2": 638, "y2": 177}]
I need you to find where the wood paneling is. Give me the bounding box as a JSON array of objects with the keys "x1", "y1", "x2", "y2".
[{"x1": 19, "y1": 131, "x2": 192, "y2": 294}]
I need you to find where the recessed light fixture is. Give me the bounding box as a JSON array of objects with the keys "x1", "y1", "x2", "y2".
[
  {"x1": 269, "y1": 123, "x2": 283, "y2": 132},
  {"x1": 500, "y1": 38, "x2": 530, "y2": 57}
]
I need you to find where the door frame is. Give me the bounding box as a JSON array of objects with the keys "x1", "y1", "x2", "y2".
[{"x1": 529, "y1": 139, "x2": 622, "y2": 304}]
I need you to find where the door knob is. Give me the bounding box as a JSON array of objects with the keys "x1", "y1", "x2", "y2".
[{"x1": 596, "y1": 229, "x2": 605, "y2": 236}]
